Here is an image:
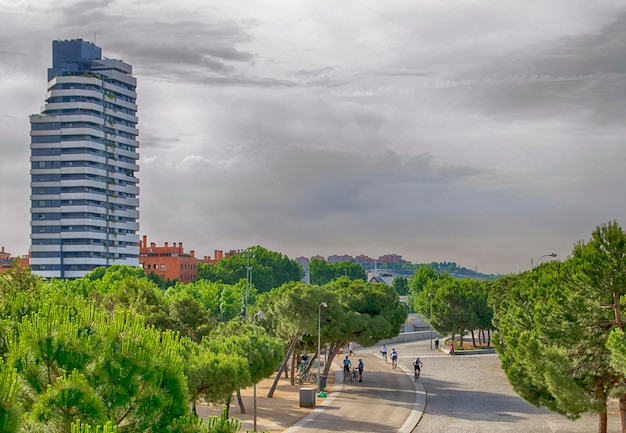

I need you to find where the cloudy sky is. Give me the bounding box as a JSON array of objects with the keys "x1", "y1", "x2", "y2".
[{"x1": 1, "y1": 0, "x2": 625, "y2": 275}]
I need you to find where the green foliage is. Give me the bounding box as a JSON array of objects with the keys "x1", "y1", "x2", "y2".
[
  {"x1": 428, "y1": 278, "x2": 486, "y2": 344},
  {"x1": 197, "y1": 246, "x2": 302, "y2": 294},
  {"x1": 31, "y1": 370, "x2": 105, "y2": 431},
  {"x1": 491, "y1": 220, "x2": 626, "y2": 430},
  {"x1": 309, "y1": 260, "x2": 366, "y2": 285},
  {"x1": 391, "y1": 276, "x2": 408, "y2": 296},
  {"x1": 184, "y1": 345, "x2": 249, "y2": 407},
  {"x1": 207, "y1": 320, "x2": 284, "y2": 385},
  {"x1": 71, "y1": 419, "x2": 118, "y2": 433},
  {"x1": 0, "y1": 363, "x2": 20, "y2": 433},
  {"x1": 6, "y1": 299, "x2": 190, "y2": 432},
  {"x1": 167, "y1": 293, "x2": 212, "y2": 342},
  {"x1": 259, "y1": 279, "x2": 406, "y2": 376},
  {"x1": 407, "y1": 266, "x2": 450, "y2": 316},
  {"x1": 204, "y1": 407, "x2": 241, "y2": 433}
]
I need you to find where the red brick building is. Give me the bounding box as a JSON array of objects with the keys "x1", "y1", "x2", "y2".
[
  {"x1": 0, "y1": 247, "x2": 30, "y2": 274},
  {"x1": 197, "y1": 249, "x2": 240, "y2": 265},
  {"x1": 377, "y1": 254, "x2": 404, "y2": 264},
  {"x1": 139, "y1": 236, "x2": 197, "y2": 283}
]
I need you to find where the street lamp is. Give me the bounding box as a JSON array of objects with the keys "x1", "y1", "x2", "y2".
[
  {"x1": 253, "y1": 311, "x2": 264, "y2": 432},
  {"x1": 531, "y1": 253, "x2": 557, "y2": 270},
  {"x1": 242, "y1": 249, "x2": 255, "y2": 319},
  {"x1": 318, "y1": 301, "x2": 328, "y2": 392},
  {"x1": 428, "y1": 292, "x2": 433, "y2": 350}
]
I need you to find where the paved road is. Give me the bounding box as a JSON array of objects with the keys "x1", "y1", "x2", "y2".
[
  {"x1": 285, "y1": 352, "x2": 419, "y2": 433},
  {"x1": 359, "y1": 332, "x2": 622, "y2": 433}
]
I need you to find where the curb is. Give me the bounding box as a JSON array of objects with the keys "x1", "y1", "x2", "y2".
[
  {"x1": 396, "y1": 363, "x2": 426, "y2": 433},
  {"x1": 283, "y1": 365, "x2": 343, "y2": 433},
  {"x1": 284, "y1": 360, "x2": 424, "y2": 433}
]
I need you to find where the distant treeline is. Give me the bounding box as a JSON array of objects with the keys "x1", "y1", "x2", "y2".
[{"x1": 361, "y1": 261, "x2": 500, "y2": 280}]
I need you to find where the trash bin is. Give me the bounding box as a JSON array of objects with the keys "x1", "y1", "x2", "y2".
[
  {"x1": 299, "y1": 387, "x2": 316, "y2": 408},
  {"x1": 318, "y1": 374, "x2": 327, "y2": 391}
]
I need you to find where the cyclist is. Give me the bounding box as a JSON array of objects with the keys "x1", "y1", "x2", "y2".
[
  {"x1": 391, "y1": 348, "x2": 398, "y2": 369},
  {"x1": 413, "y1": 357, "x2": 423, "y2": 381},
  {"x1": 343, "y1": 355, "x2": 352, "y2": 381},
  {"x1": 357, "y1": 358, "x2": 364, "y2": 382},
  {"x1": 380, "y1": 344, "x2": 388, "y2": 362}
]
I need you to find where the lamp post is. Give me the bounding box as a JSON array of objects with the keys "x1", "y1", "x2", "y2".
[
  {"x1": 318, "y1": 301, "x2": 328, "y2": 392},
  {"x1": 428, "y1": 292, "x2": 433, "y2": 350},
  {"x1": 531, "y1": 253, "x2": 557, "y2": 270},
  {"x1": 253, "y1": 311, "x2": 264, "y2": 432},
  {"x1": 242, "y1": 249, "x2": 255, "y2": 319}
]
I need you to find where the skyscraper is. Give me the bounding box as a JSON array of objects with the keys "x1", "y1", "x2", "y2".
[{"x1": 29, "y1": 39, "x2": 140, "y2": 278}]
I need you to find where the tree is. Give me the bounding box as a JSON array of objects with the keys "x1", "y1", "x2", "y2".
[
  {"x1": 392, "y1": 276, "x2": 409, "y2": 296},
  {"x1": 309, "y1": 260, "x2": 366, "y2": 285},
  {"x1": 258, "y1": 279, "x2": 406, "y2": 380},
  {"x1": 197, "y1": 246, "x2": 302, "y2": 293},
  {"x1": 490, "y1": 221, "x2": 626, "y2": 433},
  {"x1": 202, "y1": 320, "x2": 283, "y2": 415},
  {"x1": 407, "y1": 266, "x2": 449, "y2": 317},
  {"x1": 183, "y1": 339, "x2": 249, "y2": 416},
  {"x1": 429, "y1": 278, "x2": 481, "y2": 346},
  {"x1": 8, "y1": 299, "x2": 191, "y2": 432}
]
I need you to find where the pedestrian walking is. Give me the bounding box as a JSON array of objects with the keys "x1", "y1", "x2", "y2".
[
  {"x1": 434, "y1": 337, "x2": 439, "y2": 350},
  {"x1": 449, "y1": 341, "x2": 455, "y2": 356}
]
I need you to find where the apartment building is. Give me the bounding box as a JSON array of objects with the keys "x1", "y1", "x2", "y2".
[
  {"x1": 29, "y1": 39, "x2": 140, "y2": 278},
  {"x1": 139, "y1": 236, "x2": 197, "y2": 283}
]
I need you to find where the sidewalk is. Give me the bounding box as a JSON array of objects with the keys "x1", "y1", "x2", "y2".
[{"x1": 197, "y1": 352, "x2": 424, "y2": 433}]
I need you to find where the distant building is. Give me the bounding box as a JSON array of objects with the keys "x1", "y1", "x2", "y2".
[
  {"x1": 327, "y1": 254, "x2": 353, "y2": 264},
  {"x1": 377, "y1": 254, "x2": 404, "y2": 264},
  {"x1": 197, "y1": 249, "x2": 242, "y2": 264},
  {"x1": 29, "y1": 39, "x2": 139, "y2": 278},
  {"x1": 367, "y1": 269, "x2": 396, "y2": 286},
  {"x1": 355, "y1": 254, "x2": 376, "y2": 267},
  {"x1": 295, "y1": 256, "x2": 309, "y2": 265},
  {"x1": 0, "y1": 247, "x2": 11, "y2": 273},
  {"x1": 139, "y1": 236, "x2": 196, "y2": 283},
  {"x1": 198, "y1": 250, "x2": 226, "y2": 265},
  {"x1": 0, "y1": 247, "x2": 29, "y2": 273}
]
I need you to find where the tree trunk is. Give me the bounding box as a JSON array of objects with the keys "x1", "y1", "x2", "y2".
[
  {"x1": 305, "y1": 352, "x2": 318, "y2": 374},
  {"x1": 471, "y1": 330, "x2": 476, "y2": 347},
  {"x1": 236, "y1": 389, "x2": 245, "y2": 414},
  {"x1": 598, "y1": 408, "x2": 607, "y2": 433},
  {"x1": 267, "y1": 331, "x2": 299, "y2": 398},
  {"x1": 323, "y1": 339, "x2": 345, "y2": 377},
  {"x1": 614, "y1": 290, "x2": 622, "y2": 330},
  {"x1": 487, "y1": 329, "x2": 491, "y2": 347},
  {"x1": 225, "y1": 394, "x2": 232, "y2": 418},
  {"x1": 290, "y1": 350, "x2": 297, "y2": 384},
  {"x1": 619, "y1": 393, "x2": 626, "y2": 433},
  {"x1": 458, "y1": 329, "x2": 464, "y2": 348}
]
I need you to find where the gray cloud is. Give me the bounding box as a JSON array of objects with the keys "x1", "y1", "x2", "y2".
[{"x1": 2, "y1": 1, "x2": 626, "y2": 273}]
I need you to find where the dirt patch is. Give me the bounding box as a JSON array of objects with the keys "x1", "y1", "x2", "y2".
[{"x1": 196, "y1": 372, "x2": 335, "y2": 433}]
